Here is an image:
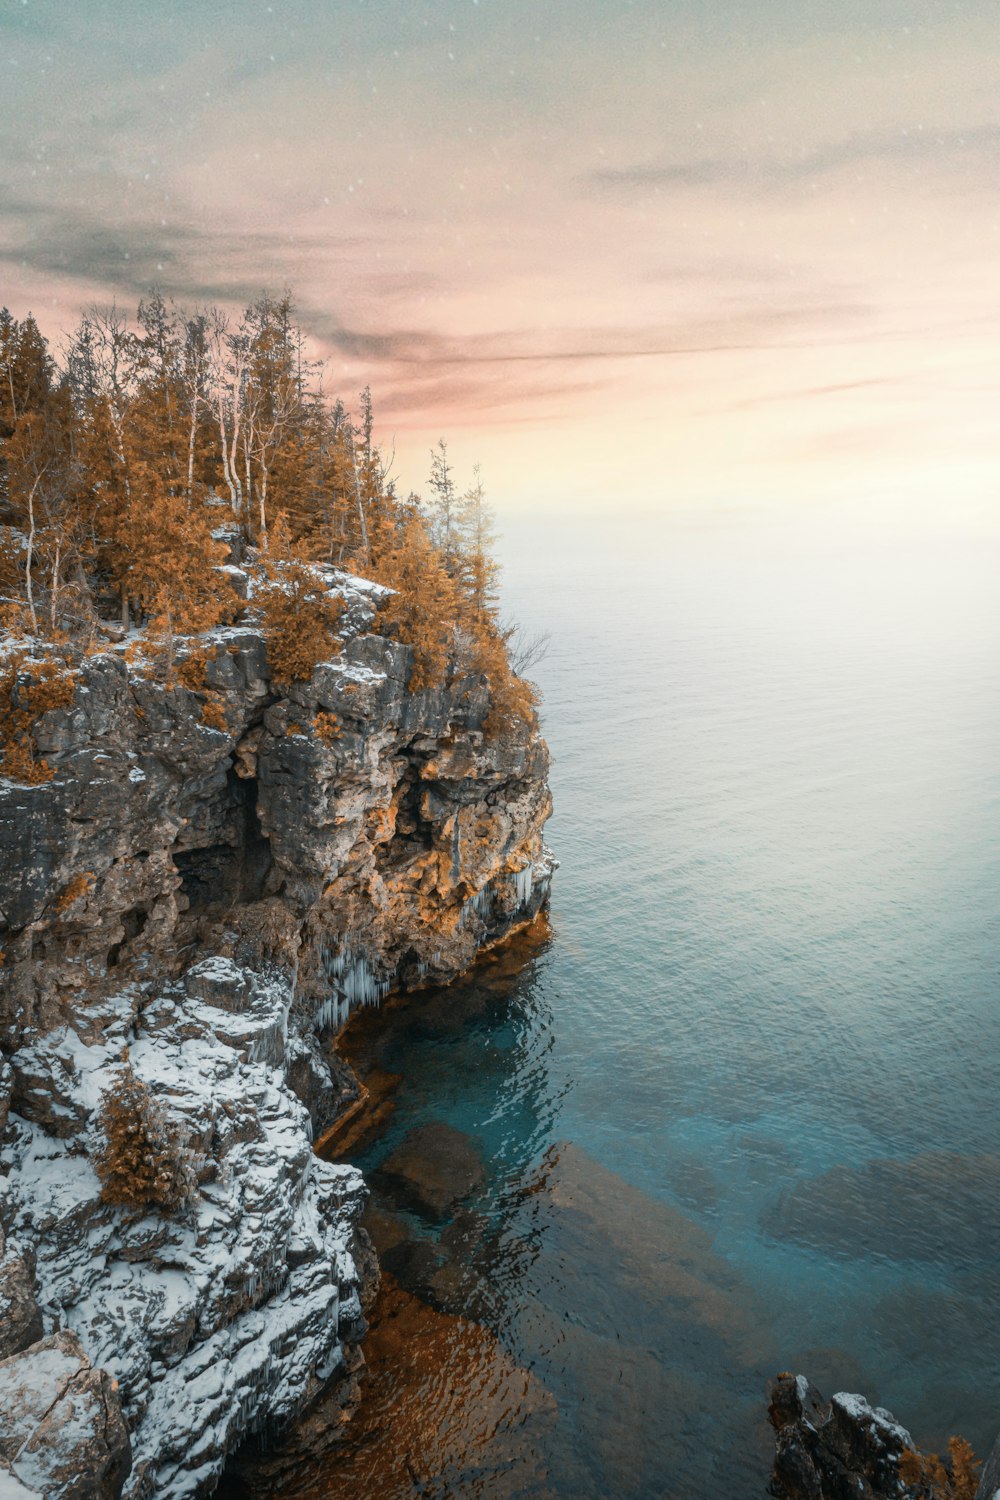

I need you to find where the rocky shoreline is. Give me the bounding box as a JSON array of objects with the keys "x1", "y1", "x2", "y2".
[
  {"x1": 1, "y1": 564, "x2": 991, "y2": 1500},
  {"x1": 0, "y1": 566, "x2": 553, "y2": 1498}
]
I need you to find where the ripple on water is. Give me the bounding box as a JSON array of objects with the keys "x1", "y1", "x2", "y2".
[{"x1": 250, "y1": 515, "x2": 1000, "y2": 1493}]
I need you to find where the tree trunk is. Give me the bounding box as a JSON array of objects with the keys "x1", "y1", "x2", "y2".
[
  {"x1": 186, "y1": 384, "x2": 199, "y2": 499},
  {"x1": 24, "y1": 473, "x2": 39, "y2": 635},
  {"x1": 49, "y1": 538, "x2": 61, "y2": 634},
  {"x1": 216, "y1": 395, "x2": 237, "y2": 511}
]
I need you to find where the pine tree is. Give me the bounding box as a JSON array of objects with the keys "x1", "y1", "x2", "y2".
[
  {"x1": 427, "y1": 438, "x2": 461, "y2": 572},
  {"x1": 372, "y1": 513, "x2": 461, "y2": 691},
  {"x1": 256, "y1": 514, "x2": 345, "y2": 682},
  {"x1": 457, "y1": 464, "x2": 501, "y2": 625},
  {"x1": 95, "y1": 1061, "x2": 194, "y2": 1212}
]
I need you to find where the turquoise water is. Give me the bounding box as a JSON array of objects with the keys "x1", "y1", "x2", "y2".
[{"x1": 342, "y1": 508, "x2": 1000, "y2": 1497}]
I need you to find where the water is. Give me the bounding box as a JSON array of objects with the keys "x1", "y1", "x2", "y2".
[{"x1": 282, "y1": 506, "x2": 1000, "y2": 1497}]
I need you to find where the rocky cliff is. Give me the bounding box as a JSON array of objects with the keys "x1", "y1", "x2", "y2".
[
  {"x1": 769, "y1": 1374, "x2": 998, "y2": 1500},
  {"x1": 0, "y1": 567, "x2": 553, "y2": 1498}
]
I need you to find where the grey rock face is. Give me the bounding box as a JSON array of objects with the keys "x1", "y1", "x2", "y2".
[
  {"x1": 768, "y1": 1373, "x2": 920, "y2": 1500},
  {"x1": 0, "y1": 570, "x2": 553, "y2": 1498},
  {"x1": 0, "y1": 1230, "x2": 42, "y2": 1358},
  {"x1": 976, "y1": 1432, "x2": 1000, "y2": 1500},
  {"x1": 1, "y1": 976, "x2": 369, "y2": 1500},
  {"x1": 0, "y1": 1330, "x2": 131, "y2": 1500}
]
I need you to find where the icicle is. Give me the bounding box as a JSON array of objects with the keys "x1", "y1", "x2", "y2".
[{"x1": 513, "y1": 862, "x2": 535, "y2": 907}]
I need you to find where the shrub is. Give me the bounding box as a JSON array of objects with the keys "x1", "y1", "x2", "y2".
[
  {"x1": 178, "y1": 647, "x2": 217, "y2": 692},
  {"x1": 469, "y1": 625, "x2": 538, "y2": 741},
  {"x1": 95, "y1": 1062, "x2": 194, "y2": 1212},
  {"x1": 200, "y1": 694, "x2": 228, "y2": 732},
  {"x1": 312, "y1": 710, "x2": 340, "y2": 743},
  {"x1": 256, "y1": 519, "x2": 344, "y2": 684},
  {"x1": 0, "y1": 653, "x2": 76, "y2": 784},
  {"x1": 899, "y1": 1437, "x2": 980, "y2": 1499}
]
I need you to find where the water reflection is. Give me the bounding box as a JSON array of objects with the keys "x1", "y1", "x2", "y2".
[
  {"x1": 240, "y1": 515, "x2": 1000, "y2": 1495},
  {"x1": 256, "y1": 923, "x2": 776, "y2": 1499}
]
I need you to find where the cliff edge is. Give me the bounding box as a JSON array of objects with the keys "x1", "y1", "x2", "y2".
[{"x1": 0, "y1": 566, "x2": 553, "y2": 1498}]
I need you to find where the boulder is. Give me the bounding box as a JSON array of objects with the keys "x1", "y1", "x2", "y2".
[
  {"x1": 0, "y1": 1331, "x2": 131, "y2": 1500},
  {"x1": 374, "y1": 1121, "x2": 486, "y2": 1220}
]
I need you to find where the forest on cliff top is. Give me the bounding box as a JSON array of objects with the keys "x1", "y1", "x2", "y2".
[{"x1": 0, "y1": 293, "x2": 537, "y2": 783}]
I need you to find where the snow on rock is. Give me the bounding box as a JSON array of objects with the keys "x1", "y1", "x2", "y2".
[
  {"x1": 1, "y1": 970, "x2": 367, "y2": 1500},
  {"x1": 769, "y1": 1373, "x2": 921, "y2": 1500},
  {"x1": 0, "y1": 1329, "x2": 132, "y2": 1500}
]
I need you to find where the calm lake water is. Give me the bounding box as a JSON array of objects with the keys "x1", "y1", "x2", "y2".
[{"x1": 279, "y1": 506, "x2": 1000, "y2": 1498}]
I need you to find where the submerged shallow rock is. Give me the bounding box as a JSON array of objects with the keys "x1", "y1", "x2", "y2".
[
  {"x1": 374, "y1": 1120, "x2": 487, "y2": 1220},
  {"x1": 224, "y1": 1273, "x2": 557, "y2": 1499},
  {"x1": 763, "y1": 1151, "x2": 1000, "y2": 1264}
]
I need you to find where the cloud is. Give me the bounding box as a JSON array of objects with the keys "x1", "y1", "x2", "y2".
[
  {"x1": 0, "y1": 201, "x2": 375, "y2": 309},
  {"x1": 700, "y1": 375, "x2": 903, "y2": 417},
  {"x1": 586, "y1": 122, "x2": 1000, "y2": 194}
]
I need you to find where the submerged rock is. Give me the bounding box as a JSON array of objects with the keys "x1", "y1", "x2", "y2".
[
  {"x1": 224, "y1": 1273, "x2": 557, "y2": 1498},
  {"x1": 374, "y1": 1121, "x2": 487, "y2": 1220},
  {"x1": 763, "y1": 1151, "x2": 1000, "y2": 1264}
]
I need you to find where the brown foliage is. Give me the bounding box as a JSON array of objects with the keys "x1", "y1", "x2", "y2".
[
  {"x1": 0, "y1": 653, "x2": 76, "y2": 784},
  {"x1": 95, "y1": 1062, "x2": 194, "y2": 1213},
  {"x1": 177, "y1": 647, "x2": 216, "y2": 692},
  {"x1": 1, "y1": 298, "x2": 543, "y2": 745},
  {"x1": 256, "y1": 517, "x2": 344, "y2": 683},
  {"x1": 371, "y1": 515, "x2": 459, "y2": 692},
  {"x1": 312, "y1": 710, "x2": 340, "y2": 743},
  {"x1": 200, "y1": 694, "x2": 228, "y2": 731},
  {"x1": 55, "y1": 871, "x2": 95, "y2": 913},
  {"x1": 899, "y1": 1437, "x2": 980, "y2": 1499},
  {"x1": 471, "y1": 624, "x2": 538, "y2": 741}
]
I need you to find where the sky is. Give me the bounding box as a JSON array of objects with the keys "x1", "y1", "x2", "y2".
[{"x1": 3, "y1": 0, "x2": 1000, "y2": 522}]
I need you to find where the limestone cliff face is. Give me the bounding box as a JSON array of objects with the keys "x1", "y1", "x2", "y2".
[{"x1": 0, "y1": 569, "x2": 553, "y2": 1499}]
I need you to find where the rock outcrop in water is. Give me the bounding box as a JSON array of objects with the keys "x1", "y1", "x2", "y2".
[
  {"x1": 768, "y1": 1374, "x2": 920, "y2": 1499},
  {"x1": 769, "y1": 1373, "x2": 998, "y2": 1500},
  {"x1": 0, "y1": 568, "x2": 553, "y2": 1498}
]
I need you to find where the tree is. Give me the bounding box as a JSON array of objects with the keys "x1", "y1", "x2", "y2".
[
  {"x1": 255, "y1": 514, "x2": 345, "y2": 682},
  {"x1": 899, "y1": 1437, "x2": 980, "y2": 1499},
  {"x1": 427, "y1": 438, "x2": 460, "y2": 572},
  {"x1": 457, "y1": 464, "x2": 501, "y2": 625},
  {"x1": 95, "y1": 1060, "x2": 194, "y2": 1212},
  {"x1": 372, "y1": 512, "x2": 460, "y2": 691},
  {"x1": 1, "y1": 313, "x2": 84, "y2": 634}
]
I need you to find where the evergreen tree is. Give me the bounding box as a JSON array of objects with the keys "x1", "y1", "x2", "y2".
[
  {"x1": 372, "y1": 513, "x2": 461, "y2": 691},
  {"x1": 457, "y1": 464, "x2": 501, "y2": 625},
  {"x1": 427, "y1": 438, "x2": 460, "y2": 572},
  {"x1": 95, "y1": 1061, "x2": 194, "y2": 1212},
  {"x1": 0, "y1": 289, "x2": 540, "y2": 744}
]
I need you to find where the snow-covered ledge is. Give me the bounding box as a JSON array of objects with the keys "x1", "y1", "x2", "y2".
[{"x1": 1, "y1": 961, "x2": 368, "y2": 1500}]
